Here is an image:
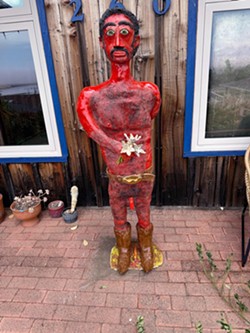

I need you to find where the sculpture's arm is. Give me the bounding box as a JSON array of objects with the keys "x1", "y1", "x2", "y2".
[
  {"x1": 77, "y1": 88, "x2": 122, "y2": 154},
  {"x1": 146, "y1": 83, "x2": 161, "y2": 119}
]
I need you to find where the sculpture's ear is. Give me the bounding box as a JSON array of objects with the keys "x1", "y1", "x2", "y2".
[{"x1": 134, "y1": 35, "x2": 140, "y2": 48}]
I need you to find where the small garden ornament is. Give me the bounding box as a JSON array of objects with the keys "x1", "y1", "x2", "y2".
[
  {"x1": 77, "y1": 4, "x2": 162, "y2": 274},
  {"x1": 62, "y1": 186, "x2": 79, "y2": 223}
]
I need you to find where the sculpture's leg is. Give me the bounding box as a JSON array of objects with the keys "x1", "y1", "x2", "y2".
[
  {"x1": 134, "y1": 181, "x2": 154, "y2": 272},
  {"x1": 109, "y1": 180, "x2": 131, "y2": 274},
  {"x1": 136, "y1": 223, "x2": 154, "y2": 272},
  {"x1": 114, "y1": 222, "x2": 131, "y2": 274}
]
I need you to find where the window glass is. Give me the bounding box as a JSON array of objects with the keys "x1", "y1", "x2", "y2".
[
  {"x1": 0, "y1": 0, "x2": 24, "y2": 9},
  {"x1": 206, "y1": 9, "x2": 250, "y2": 139},
  {"x1": 0, "y1": 30, "x2": 48, "y2": 146}
]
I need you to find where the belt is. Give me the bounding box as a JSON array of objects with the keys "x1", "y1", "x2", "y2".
[{"x1": 106, "y1": 167, "x2": 155, "y2": 185}]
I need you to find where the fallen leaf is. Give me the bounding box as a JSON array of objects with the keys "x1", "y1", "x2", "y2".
[
  {"x1": 99, "y1": 285, "x2": 107, "y2": 289},
  {"x1": 83, "y1": 240, "x2": 88, "y2": 246},
  {"x1": 70, "y1": 225, "x2": 78, "y2": 230}
]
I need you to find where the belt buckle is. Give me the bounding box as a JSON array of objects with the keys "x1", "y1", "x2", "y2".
[{"x1": 122, "y1": 174, "x2": 142, "y2": 184}]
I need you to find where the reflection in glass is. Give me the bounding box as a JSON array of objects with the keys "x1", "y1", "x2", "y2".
[
  {"x1": 206, "y1": 9, "x2": 250, "y2": 138},
  {"x1": 0, "y1": 0, "x2": 23, "y2": 9},
  {"x1": 0, "y1": 30, "x2": 48, "y2": 146}
]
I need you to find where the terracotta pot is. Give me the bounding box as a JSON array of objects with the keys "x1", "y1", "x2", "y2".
[
  {"x1": 0, "y1": 193, "x2": 5, "y2": 223},
  {"x1": 10, "y1": 201, "x2": 42, "y2": 227},
  {"x1": 48, "y1": 200, "x2": 64, "y2": 218}
]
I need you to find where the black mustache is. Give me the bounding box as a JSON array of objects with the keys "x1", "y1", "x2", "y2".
[{"x1": 111, "y1": 47, "x2": 129, "y2": 57}]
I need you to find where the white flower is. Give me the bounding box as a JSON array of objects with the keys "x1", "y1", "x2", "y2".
[
  {"x1": 121, "y1": 141, "x2": 135, "y2": 156},
  {"x1": 120, "y1": 133, "x2": 145, "y2": 157}
]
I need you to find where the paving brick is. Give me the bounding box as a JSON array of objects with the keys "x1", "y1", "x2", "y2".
[
  {"x1": 168, "y1": 271, "x2": 199, "y2": 283},
  {"x1": 155, "y1": 282, "x2": 186, "y2": 296},
  {"x1": 0, "y1": 302, "x2": 25, "y2": 317},
  {"x1": 30, "y1": 319, "x2": 68, "y2": 333},
  {"x1": 13, "y1": 289, "x2": 46, "y2": 303},
  {"x1": 64, "y1": 278, "x2": 95, "y2": 292},
  {"x1": 55, "y1": 267, "x2": 83, "y2": 279},
  {"x1": 46, "y1": 257, "x2": 74, "y2": 268},
  {"x1": 190, "y1": 311, "x2": 225, "y2": 329},
  {"x1": 22, "y1": 304, "x2": 57, "y2": 320},
  {"x1": 186, "y1": 283, "x2": 218, "y2": 296},
  {"x1": 121, "y1": 308, "x2": 156, "y2": 331},
  {"x1": 94, "y1": 280, "x2": 124, "y2": 293},
  {"x1": 53, "y1": 304, "x2": 88, "y2": 321},
  {"x1": 166, "y1": 250, "x2": 196, "y2": 261},
  {"x1": 1, "y1": 266, "x2": 31, "y2": 277},
  {"x1": 0, "y1": 288, "x2": 17, "y2": 301},
  {"x1": 124, "y1": 281, "x2": 155, "y2": 294},
  {"x1": 34, "y1": 240, "x2": 59, "y2": 248},
  {"x1": 36, "y1": 278, "x2": 67, "y2": 291},
  {"x1": 39, "y1": 248, "x2": 66, "y2": 257},
  {"x1": 22, "y1": 256, "x2": 49, "y2": 267},
  {"x1": 27, "y1": 267, "x2": 57, "y2": 278},
  {"x1": 8, "y1": 276, "x2": 38, "y2": 289},
  {"x1": 87, "y1": 306, "x2": 121, "y2": 324},
  {"x1": 0, "y1": 276, "x2": 12, "y2": 288},
  {"x1": 18, "y1": 248, "x2": 42, "y2": 257},
  {"x1": 0, "y1": 255, "x2": 25, "y2": 267},
  {"x1": 171, "y1": 295, "x2": 206, "y2": 311},
  {"x1": 44, "y1": 290, "x2": 106, "y2": 307},
  {"x1": 106, "y1": 293, "x2": 137, "y2": 308},
  {"x1": 66, "y1": 321, "x2": 101, "y2": 332},
  {"x1": 0, "y1": 318, "x2": 34, "y2": 332},
  {"x1": 102, "y1": 323, "x2": 134, "y2": 333},
  {"x1": 138, "y1": 294, "x2": 171, "y2": 310},
  {"x1": 155, "y1": 310, "x2": 192, "y2": 327}
]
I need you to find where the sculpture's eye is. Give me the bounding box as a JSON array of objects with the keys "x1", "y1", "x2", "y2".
[
  {"x1": 120, "y1": 28, "x2": 129, "y2": 36},
  {"x1": 106, "y1": 29, "x2": 115, "y2": 36}
]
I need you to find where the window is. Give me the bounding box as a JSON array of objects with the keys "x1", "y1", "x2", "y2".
[
  {"x1": 184, "y1": 0, "x2": 250, "y2": 157},
  {"x1": 0, "y1": 0, "x2": 67, "y2": 162}
]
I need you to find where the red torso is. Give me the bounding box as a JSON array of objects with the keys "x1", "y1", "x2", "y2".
[{"x1": 78, "y1": 79, "x2": 159, "y2": 175}]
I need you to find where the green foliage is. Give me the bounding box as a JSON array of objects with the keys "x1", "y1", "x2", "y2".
[
  {"x1": 136, "y1": 315, "x2": 145, "y2": 333},
  {"x1": 234, "y1": 293, "x2": 248, "y2": 313},
  {"x1": 195, "y1": 321, "x2": 203, "y2": 333},
  {"x1": 195, "y1": 243, "x2": 250, "y2": 328},
  {"x1": 217, "y1": 313, "x2": 233, "y2": 333}
]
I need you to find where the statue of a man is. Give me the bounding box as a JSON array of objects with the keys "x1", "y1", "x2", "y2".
[{"x1": 77, "y1": 5, "x2": 161, "y2": 274}]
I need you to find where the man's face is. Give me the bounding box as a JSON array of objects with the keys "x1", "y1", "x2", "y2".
[{"x1": 100, "y1": 14, "x2": 140, "y2": 63}]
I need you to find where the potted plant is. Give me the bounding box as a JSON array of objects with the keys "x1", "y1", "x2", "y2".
[{"x1": 10, "y1": 189, "x2": 49, "y2": 227}]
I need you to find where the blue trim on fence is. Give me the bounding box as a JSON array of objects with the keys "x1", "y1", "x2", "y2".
[
  {"x1": 183, "y1": 0, "x2": 246, "y2": 158},
  {"x1": 183, "y1": 0, "x2": 197, "y2": 157},
  {"x1": 0, "y1": 155, "x2": 68, "y2": 164}
]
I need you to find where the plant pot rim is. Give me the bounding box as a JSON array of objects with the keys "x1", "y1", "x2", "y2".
[
  {"x1": 10, "y1": 199, "x2": 41, "y2": 213},
  {"x1": 48, "y1": 200, "x2": 64, "y2": 210}
]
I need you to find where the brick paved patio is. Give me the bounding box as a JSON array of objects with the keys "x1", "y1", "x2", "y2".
[{"x1": 0, "y1": 207, "x2": 249, "y2": 332}]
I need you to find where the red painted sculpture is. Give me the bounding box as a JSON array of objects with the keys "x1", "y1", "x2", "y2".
[{"x1": 77, "y1": 6, "x2": 161, "y2": 274}]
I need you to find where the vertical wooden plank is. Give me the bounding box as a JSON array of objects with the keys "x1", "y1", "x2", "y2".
[
  {"x1": 38, "y1": 163, "x2": 68, "y2": 203},
  {"x1": 8, "y1": 164, "x2": 35, "y2": 194}
]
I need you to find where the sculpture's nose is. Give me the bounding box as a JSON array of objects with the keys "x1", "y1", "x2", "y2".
[{"x1": 115, "y1": 32, "x2": 121, "y2": 46}]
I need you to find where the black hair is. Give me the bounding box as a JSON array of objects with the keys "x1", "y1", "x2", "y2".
[{"x1": 99, "y1": 8, "x2": 139, "y2": 38}]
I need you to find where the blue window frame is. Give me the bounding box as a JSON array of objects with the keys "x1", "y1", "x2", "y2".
[
  {"x1": 184, "y1": 0, "x2": 250, "y2": 157},
  {"x1": 0, "y1": 0, "x2": 67, "y2": 162}
]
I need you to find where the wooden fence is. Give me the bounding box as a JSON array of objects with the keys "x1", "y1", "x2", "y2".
[{"x1": 0, "y1": 0, "x2": 246, "y2": 208}]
